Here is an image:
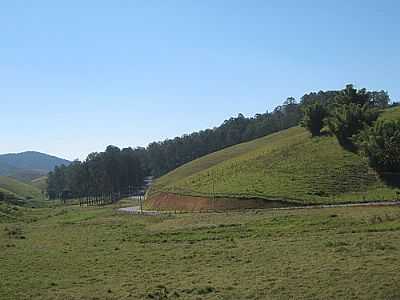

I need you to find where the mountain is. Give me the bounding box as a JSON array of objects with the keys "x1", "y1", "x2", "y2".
[
  {"x1": 147, "y1": 106, "x2": 400, "y2": 210},
  {"x1": 0, "y1": 151, "x2": 70, "y2": 181}
]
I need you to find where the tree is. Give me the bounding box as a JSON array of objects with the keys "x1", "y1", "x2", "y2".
[
  {"x1": 335, "y1": 84, "x2": 371, "y2": 107},
  {"x1": 301, "y1": 102, "x2": 328, "y2": 136},
  {"x1": 368, "y1": 90, "x2": 390, "y2": 108},
  {"x1": 356, "y1": 120, "x2": 400, "y2": 172},
  {"x1": 327, "y1": 103, "x2": 379, "y2": 149},
  {"x1": 301, "y1": 90, "x2": 338, "y2": 108}
]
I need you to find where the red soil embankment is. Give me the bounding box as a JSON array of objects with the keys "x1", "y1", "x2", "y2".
[{"x1": 146, "y1": 192, "x2": 294, "y2": 211}]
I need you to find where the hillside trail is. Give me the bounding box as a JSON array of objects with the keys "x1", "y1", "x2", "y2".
[{"x1": 117, "y1": 200, "x2": 400, "y2": 215}]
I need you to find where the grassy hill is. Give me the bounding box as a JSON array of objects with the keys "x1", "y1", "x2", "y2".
[
  {"x1": 149, "y1": 107, "x2": 400, "y2": 206},
  {"x1": 0, "y1": 176, "x2": 43, "y2": 200},
  {"x1": 30, "y1": 176, "x2": 48, "y2": 192}
]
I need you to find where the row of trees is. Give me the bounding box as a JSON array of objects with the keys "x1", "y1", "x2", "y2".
[
  {"x1": 146, "y1": 97, "x2": 303, "y2": 176},
  {"x1": 47, "y1": 146, "x2": 146, "y2": 199},
  {"x1": 302, "y1": 84, "x2": 399, "y2": 173}
]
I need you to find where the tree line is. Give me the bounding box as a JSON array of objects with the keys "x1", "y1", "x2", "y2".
[
  {"x1": 47, "y1": 146, "x2": 146, "y2": 199},
  {"x1": 146, "y1": 97, "x2": 303, "y2": 177}
]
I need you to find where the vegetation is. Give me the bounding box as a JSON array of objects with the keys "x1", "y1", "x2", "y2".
[
  {"x1": 46, "y1": 84, "x2": 393, "y2": 204},
  {"x1": 357, "y1": 120, "x2": 400, "y2": 173},
  {"x1": 302, "y1": 84, "x2": 398, "y2": 177},
  {"x1": 0, "y1": 176, "x2": 42, "y2": 201},
  {"x1": 45, "y1": 84, "x2": 396, "y2": 207},
  {"x1": 1, "y1": 202, "x2": 400, "y2": 299},
  {"x1": 30, "y1": 176, "x2": 48, "y2": 192},
  {"x1": 303, "y1": 84, "x2": 387, "y2": 149},
  {"x1": 301, "y1": 101, "x2": 328, "y2": 136},
  {"x1": 146, "y1": 97, "x2": 303, "y2": 177},
  {"x1": 0, "y1": 187, "x2": 19, "y2": 202},
  {"x1": 47, "y1": 146, "x2": 146, "y2": 199},
  {"x1": 46, "y1": 98, "x2": 304, "y2": 198},
  {"x1": 335, "y1": 85, "x2": 390, "y2": 107},
  {"x1": 149, "y1": 106, "x2": 400, "y2": 205},
  {"x1": 327, "y1": 103, "x2": 379, "y2": 148}
]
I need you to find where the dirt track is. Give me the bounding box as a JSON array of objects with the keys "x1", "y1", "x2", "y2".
[
  {"x1": 145, "y1": 192, "x2": 296, "y2": 211},
  {"x1": 132, "y1": 192, "x2": 400, "y2": 213}
]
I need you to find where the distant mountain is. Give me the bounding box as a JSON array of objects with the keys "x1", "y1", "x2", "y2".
[{"x1": 0, "y1": 151, "x2": 70, "y2": 181}]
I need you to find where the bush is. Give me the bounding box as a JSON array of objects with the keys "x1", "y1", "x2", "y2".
[
  {"x1": 301, "y1": 102, "x2": 328, "y2": 136},
  {"x1": 356, "y1": 120, "x2": 400, "y2": 172},
  {"x1": 327, "y1": 103, "x2": 379, "y2": 149}
]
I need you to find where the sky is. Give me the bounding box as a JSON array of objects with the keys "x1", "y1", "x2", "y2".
[{"x1": 1, "y1": 0, "x2": 399, "y2": 160}]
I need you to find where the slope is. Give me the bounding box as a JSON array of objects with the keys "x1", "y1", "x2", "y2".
[
  {"x1": 30, "y1": 176, "x2": 48, "y2": 192},
  {"x1": 0, "y1": 176, "x2": 43, "y2": 200},
  {"x1": 148, "y1": 107, "x2": 400, "y2": 208}
]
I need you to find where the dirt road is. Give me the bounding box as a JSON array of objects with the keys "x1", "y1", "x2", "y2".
[{"x1": 118, "y1": 200, "x2": 400, "y2": 215}]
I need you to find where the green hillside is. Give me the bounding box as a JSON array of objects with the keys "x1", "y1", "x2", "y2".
[
  {"x1": 149, "y1": 107, "x2": 400, "y2": 205},
  {"x1": 30, "y1": 176, "x2": 48, "y2": 192},
  {"x1": 0, "y1": 176, "x2": 43, "y2": 200},
  {"x1": 0, "y1": 187, "x2": 19, "y2": 200}
]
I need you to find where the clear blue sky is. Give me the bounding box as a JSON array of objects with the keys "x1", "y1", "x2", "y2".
[{"x1": 1, "y1": 0, "x2": 399, "y2": 160}]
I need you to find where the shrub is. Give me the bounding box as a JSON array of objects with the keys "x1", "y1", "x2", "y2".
[
  {"x1": 327, "y1": 103, "x2": 379, "y2": 149},
  {"x1": 356, "y1": 119, "x2": 400, "y2": 172}
]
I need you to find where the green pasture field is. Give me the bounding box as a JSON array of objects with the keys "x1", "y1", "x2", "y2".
[{"x1": 1, "y1": 201, "x2": 400, "y2": 299}]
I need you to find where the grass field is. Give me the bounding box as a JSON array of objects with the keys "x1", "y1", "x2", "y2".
[
  {"x1": 149, "y1": 107, "x2": 400, "y2": 205},
  {"x1": 0, "y1": 176, "x2": 43, "y2": 200},
  {"x1": 1, "y1": 201, "x2": 400, "y2": 299}
]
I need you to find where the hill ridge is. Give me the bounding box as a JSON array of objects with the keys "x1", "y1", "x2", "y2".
[{"x1": 0, "y1": 151, "x2": 70, "y2": 181}]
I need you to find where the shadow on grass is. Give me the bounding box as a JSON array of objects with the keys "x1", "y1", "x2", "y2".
[{"x1": 379, "y1": 172, "x2": 400, "y2": 190}]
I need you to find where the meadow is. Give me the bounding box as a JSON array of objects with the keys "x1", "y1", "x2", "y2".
[{"x1": 1, "y1": 200, "x2": 400, "y2": 299}]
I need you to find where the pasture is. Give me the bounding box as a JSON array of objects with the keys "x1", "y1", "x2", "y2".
[{"x1": 1, "y1": 200, "x2": 400, "y2": 299}]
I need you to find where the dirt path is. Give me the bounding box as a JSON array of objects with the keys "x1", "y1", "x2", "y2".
[{"x1": 118, "y1": 201, "x2": 400, "y2": 215}]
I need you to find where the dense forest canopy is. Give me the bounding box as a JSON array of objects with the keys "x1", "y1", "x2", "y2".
[
  {"x1": 47, "y1": 85, "x2": 395, "y2": 199},
  {"x1": 47, "y1": 146, "x2": 146, "y2": 199}
]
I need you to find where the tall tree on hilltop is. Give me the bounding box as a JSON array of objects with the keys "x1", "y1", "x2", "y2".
[{"x1": 302, "y1": 102, "x2": 328, "y2": 137}]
